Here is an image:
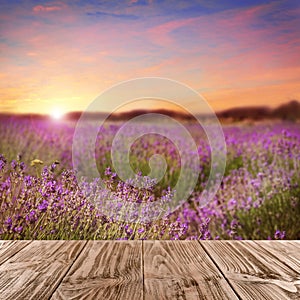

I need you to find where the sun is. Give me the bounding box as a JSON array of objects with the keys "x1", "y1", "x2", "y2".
[{"x1": 51, "y1": 108, "x2": 64, "y2": 120}]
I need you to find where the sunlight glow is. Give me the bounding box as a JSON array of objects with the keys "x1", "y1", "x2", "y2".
[{"x1": 51, "y1": 108, "x2": 64, "y2": 120}]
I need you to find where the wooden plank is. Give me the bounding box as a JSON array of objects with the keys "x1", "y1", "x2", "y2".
[
  {"x1": 254, "y1": 240, "x2": 300, "y2": 270},
  {"x1": 201, "y1": 240, "x2": 300, "y2": 300},
  {"x1": 144, "y1": 240, "x2": 238, "y2": 300},
  {"x1": 0, "y1": 240, "x2": 31, "y2": 265},
  {"x1": 51, "y1": 241, "x2": 143, "y2": 300},
  {"x1": 0, "y1": 240, "x2": 86, "y2": 300}
]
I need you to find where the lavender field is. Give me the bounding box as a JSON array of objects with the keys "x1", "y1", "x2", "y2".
[{"x1": 0, "y1": 115, "x2": 299, "y2": 240}]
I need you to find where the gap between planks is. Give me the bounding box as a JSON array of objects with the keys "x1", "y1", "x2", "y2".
[{"x1": 198, "y1": 240, "x2": 242, "y2": 300}]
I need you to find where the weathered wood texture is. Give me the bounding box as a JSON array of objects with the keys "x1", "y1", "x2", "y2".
[
  {"x1": 254, "y1": 240, "x2": 300, "y2": 267},
  {"x1": 201, "y1": 240, "x2": 300, "y2": 300},
  {"x1": 0, "y1": 240, "x2": 31, "y2": 265},
  {"x1": 144, "y1": 240, "x2": 238, "y2": 299},
  {"x1": 0, "y1": 240, "x2": 299, "y2": 300},
  {"x1": 51, "y1": 241, "x2": 143, "y2": 300},
  {"x1": 0, "y1": 240, "x2": 86, "y2": 300}
]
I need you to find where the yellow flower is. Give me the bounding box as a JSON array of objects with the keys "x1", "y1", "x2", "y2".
[{"x1": 30, "y1": 159, "x2": 44, "y2": 166}]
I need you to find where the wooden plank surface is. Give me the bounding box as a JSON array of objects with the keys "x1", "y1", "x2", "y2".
[
  {"x1": 51, "y1": 241, "x2": 143, "y2": 300},
  {"x1": 144, "y1": 240, "x2": 238, "y2": 300},
  {"x1": 0, "y1": 240, "x2": 31, "y2": 265},
  {"x1": 201, "y1": 240, "x2": 300, "y2": 300},
  {"x1": 0, "y1": 240, "x2": 86, "y2": 300},
  {"x1": 0, "y1": 240, "x2": 299, "y2": 300}
]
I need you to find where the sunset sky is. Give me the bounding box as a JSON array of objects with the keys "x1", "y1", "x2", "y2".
[{"x1": 0, "y1": 0, "x2": 300, "y2": 115}]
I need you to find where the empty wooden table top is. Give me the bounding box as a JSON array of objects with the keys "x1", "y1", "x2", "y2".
[{"x1": 0, "y1": 240, "x2": 299, "y2": 299}]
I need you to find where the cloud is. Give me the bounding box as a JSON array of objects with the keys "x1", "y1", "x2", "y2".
[
  {"x1": 33, "y1": 2, "x2": 66, "y2": 13},
  {"x1": 86, "y1": 10, "x2": 139, "y2": 20},
  {"x1": 128, "y1": 0, "x2": 152, "y2": 6},
  {"x1": 147, "y1": 17, "x2": 197, "y2": 47}
]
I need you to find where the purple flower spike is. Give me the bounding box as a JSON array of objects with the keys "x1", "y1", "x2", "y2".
[{"x1": 38, "y1": 200, "x2": 49, "y2": 212}]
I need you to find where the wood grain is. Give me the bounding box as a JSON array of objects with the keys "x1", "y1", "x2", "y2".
[
  {"x1": 0, "y1": 240, "x2": 31, "y2": 265},
  {"x1": 254, "y1": 240, "x2": 300, "y2": 269},
  {"x1": 0, "y1": 240, "x2": 86, "y2": 300},
  {"x1": 144, "y1": 240, "x2": 238, "y2": 300},
  {"x1": 201, "y1": 240, "x2": 300, "y2": 300},
  {"x1": 51, "y1": 241, "x2": 143, "y2": 300},
  {"x1": 0, "y1": 240, "x2": 299, "y2": 299}
]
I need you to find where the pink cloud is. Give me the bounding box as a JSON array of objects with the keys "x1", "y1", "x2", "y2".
[
  {"x1": 148, "y1": 17, "x2": 197, "y2": 46},
  {"x1": 33, "y1": 2, "x2": 66, "y2": 13},
  {"x1": 146, "y1": 2, "x2": 284, "y2": 50}
]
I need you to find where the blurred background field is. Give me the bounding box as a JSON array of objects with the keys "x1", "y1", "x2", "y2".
[{"x1": 0, "y1": 106, "x2": 299, "y2": 240}]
